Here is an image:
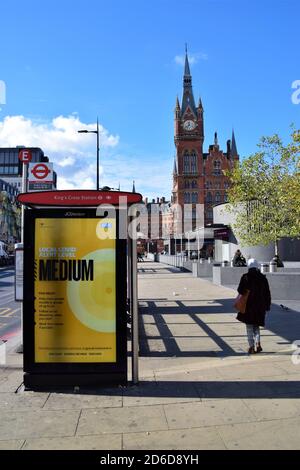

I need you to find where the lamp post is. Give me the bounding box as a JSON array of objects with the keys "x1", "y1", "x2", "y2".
[{"x1": 78, "y1": 117, "x2": 100, "y2": 190}]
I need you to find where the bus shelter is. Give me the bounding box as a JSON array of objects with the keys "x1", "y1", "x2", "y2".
[{"x1": 17, "y1": 190, "x2": 142, "y2": 390}]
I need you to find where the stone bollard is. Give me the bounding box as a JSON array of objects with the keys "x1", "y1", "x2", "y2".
[
  {"x1": 269, "y1": 261, "x2": 277, "y2": 273},
  {"x1": 260, "y1": 263, "x2": 269, "y2": 273}
]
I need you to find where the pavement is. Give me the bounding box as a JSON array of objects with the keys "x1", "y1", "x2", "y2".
[{"x1": 0, "y1": 261, "x2": 300, "y2": 450}]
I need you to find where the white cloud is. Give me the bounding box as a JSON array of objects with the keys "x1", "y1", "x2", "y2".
[
  {"x1": 174, "y1": 52, "x2": 208, "y2": 66},
  {"x1": 0, "y1": 114, "x2": 172, "y2": 199},
  {"x1": 0, "y1": 114, "x2": 119, "y2": 190},
  {"x1": 57, "y1": 156, "x2": 75, "y2": 167}
]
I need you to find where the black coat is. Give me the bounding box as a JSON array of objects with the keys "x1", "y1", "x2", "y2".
[{"x1": 236, "y1": 268, "x2": 271, "y2": 326}]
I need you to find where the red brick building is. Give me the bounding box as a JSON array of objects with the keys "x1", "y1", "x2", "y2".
[{"x1": 171, "y1": 50, "x2": 239, "y2": 228}]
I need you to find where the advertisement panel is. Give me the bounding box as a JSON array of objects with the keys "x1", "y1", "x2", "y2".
[{"x1": 34, "y1": 217, "x2": 116, "y2": 363}]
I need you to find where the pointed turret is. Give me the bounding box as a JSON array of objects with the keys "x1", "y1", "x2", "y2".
[
  {"x1": 214, "y1": 131, "x2": 218, "y2": 146},
  {"x1": 173, "y1": 156, "x2": 178, "y2": 175},
  {"x1": 132, "y1": 180, "x2": 136, "y2": 193},
  {"x1": 231, "y1": 129, "x2": 238, "y2": 158},
  {"x1": 197, "y1": 97, "x2": 203, "y2": 110},
  {"x1": 181, "y1": 47, "x2": 197, "y2": 116},
  {"x1": 175, "y1": 96, "x2": 181, "y2": 118}
]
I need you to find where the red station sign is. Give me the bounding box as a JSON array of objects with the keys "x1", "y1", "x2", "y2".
[
  {"x1": 18, "y1": 149, "x2": 32, "y2": 163},
  {"x1": 30, "y1": 163, "x2": 51, "y2": 180}
]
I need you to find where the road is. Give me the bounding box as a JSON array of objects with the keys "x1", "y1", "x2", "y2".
[{"x1": 0, "y1": 267, "x2": 21, "y2": 341}]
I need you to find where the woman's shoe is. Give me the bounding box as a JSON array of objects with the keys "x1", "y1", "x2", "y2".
[
  {"x1": 256, "y1": 345, "x2": 263, "y2": 353},
  {"x1": 248, "y1": 346, "x2": 256, "y2": 354}
]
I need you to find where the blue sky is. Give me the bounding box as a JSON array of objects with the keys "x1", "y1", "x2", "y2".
[{"x1": 0, "y1": 0, "x2": 299, "y2": 198}]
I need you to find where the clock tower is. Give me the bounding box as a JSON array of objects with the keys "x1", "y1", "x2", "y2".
[{"x1": 172, "y1": 49, "x2": 204, "y2": 211}]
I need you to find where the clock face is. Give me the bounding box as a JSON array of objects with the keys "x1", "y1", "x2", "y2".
[{"x1": 183, "y1": 120, "x2": 196, "y2": 131}]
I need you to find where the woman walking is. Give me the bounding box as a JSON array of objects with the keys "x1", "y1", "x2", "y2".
[{"x1": 236, "y1": 258, "x2": 271, "y2": 354}]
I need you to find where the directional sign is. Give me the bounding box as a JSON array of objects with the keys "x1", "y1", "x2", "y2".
[{"x1": 18, "y1": 149, "x2": 32, "y2": 163}]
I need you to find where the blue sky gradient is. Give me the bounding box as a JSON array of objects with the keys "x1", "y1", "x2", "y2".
[{"x1": 0, "y1": 0, "x2": 299, "y2": 197}]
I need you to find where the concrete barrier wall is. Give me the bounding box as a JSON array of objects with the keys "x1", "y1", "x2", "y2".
[
  {"x1": 192, "y1": 262, "x2": 213, "y2": 278},
  {"x1": 158, "y1": 255, "x2": 213, "y2": 277},
  {"x1": 266, "y1": 273, "x2": 300, "y2": 300},
  {"x1": 213, "y1": 266, "x2": 248, "y2": 286},
  {"x1": 213, "y1": 266, "x2": 300, "y2": 300}
]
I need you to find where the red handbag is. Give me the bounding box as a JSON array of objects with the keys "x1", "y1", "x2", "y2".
[{"x1": 234, "y1": 290, "x2": 250, "y2": 314}]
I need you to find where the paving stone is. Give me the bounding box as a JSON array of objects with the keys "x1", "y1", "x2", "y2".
[
  {"x1": 77, "y1": 405, "x2": 168, "y2": 435},
  {"x1": 44, "y1": 391, "x2": 122, "y2": 410},
  {"x1": 123, "y1": 427, "x2": 226, "y2": 450},
  {"x1": 22, "y1": 434, "x2": 122, "y2": 450},
  {"x1": 161, "y1": 314, "x2": 197, "y2": 324},
  {"x1": 0, "y1": 410, "x2": 80, "y2": 440},
  {"x1": 0, "y1": 392, "x2": 49, "y2": 410},
  {"x1": 166, "y1": 324, "x2": 207, "y2": 337},
  {"x1": 0, "y1": 371, "x2": 23, "y2": 392},
  {"x1": 164, "y1": 399, "x2": 257, "y2": 429},
  {"x1": 217, "y1": 416, "x2": 300, "y2": 449},
  {"x1": 174, "y1": 337, "x2": 222, "y2": 352},
  {"x1": 242, "y1": 398, "x2": 300, "y2": 420},
  {"x1": 0, "y1": 440, "x2": 24, "y2": 450},
  {"x1": 215, "y1": 362, "x2": 288, "y2": 380},
  {"x1": 123, "y1": 381, "x2": 200, "y2": 406}
]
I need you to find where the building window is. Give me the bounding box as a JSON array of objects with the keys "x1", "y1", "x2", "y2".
[
  {"x1": 215, "y1": 192, "x2": 221, "y2": 203},
  {"x1": 206, "y1": 192, "x2": 212, "y2": 203},
  {"x1": 224, "y1": 192, "x2": 228, "y2": 202},
  {"x1": 224, "y1": 181, "x2": 230, "y2": 189},
  {"x1": 206, "y1": 209, "x2": 213, "y2": 220},
  {"x1": 184, "y1": 180, "x2": 190, "y2": 189},
  {"x1": 192, "y1": 180, "x2": 197, "y2": 188},
  {"x1": 184, "y1": 192, "x2": 191, "y2": 203},
  {"x1": 190, "y1": 151, "x2": 197, "y2": 174},
  {"x1": 183, "y1": 151, "x2": 190, "y2": 174},
  {"x1": 192, "y1": 192, "x2": 198, "y2": 203}
]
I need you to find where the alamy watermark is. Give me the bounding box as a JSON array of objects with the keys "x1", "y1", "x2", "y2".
[
  {"x1": 0, "y1": 80, "x2": 6, "y2": 106},
  {"x1": 291, "y1": 80, "x2": 300, "y2": 104},
  {"x1": 291, "y1": 340, "x2": 300, "y2": 365}
]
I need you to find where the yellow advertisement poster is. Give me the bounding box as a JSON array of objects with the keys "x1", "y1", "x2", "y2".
[{"x1": 34, "y1": 217, "x2": 116, "y2": 363}]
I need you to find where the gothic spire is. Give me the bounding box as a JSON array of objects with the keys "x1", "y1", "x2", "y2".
[
  {"x1": 173, "y1": 155, "x2": 178, "y2": 175},
  {"x1": 231, "y1": 129, "x2": 238, "y2": 157},
  {"x1": 181, "y1": 47, "x2": 197, "y2": 116},
  {"x1": 214, "y1": 131, "x2": 218, "y2": 146},
  {"x1": 132, "y1": 180, "x2": 136, "y2": 193}
]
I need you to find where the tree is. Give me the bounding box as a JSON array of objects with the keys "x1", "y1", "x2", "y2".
[{"x1": 224, "y1": 130, "x2": 300, "y2": 255}]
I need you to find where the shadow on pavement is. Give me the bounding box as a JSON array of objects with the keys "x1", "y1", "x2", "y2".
[
  {"x1": 138, "y1": 297, "x2": 300, "y2": 359},
  {"x1": 15, "y1": 380, "x2": 300, "y2": 399}
]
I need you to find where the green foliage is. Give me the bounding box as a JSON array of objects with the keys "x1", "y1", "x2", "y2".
[{"x1": 224, "y1": 130, "x2": 300, "y2": 248}]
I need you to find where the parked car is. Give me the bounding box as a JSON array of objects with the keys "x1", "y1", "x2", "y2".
[{"x1": 0, "y1": 241, "x2": 10, "y2": 266}]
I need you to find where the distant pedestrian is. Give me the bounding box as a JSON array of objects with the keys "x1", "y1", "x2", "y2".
[
  {"x1": 236, "y1": 258, "x2": 271, "y2": 354},
  {"x1": 272, "y1": 254, "x2": 284, "y2": 268},
  {"x1": 232, "y1": 249, "x2": 247, "y2": 267}
]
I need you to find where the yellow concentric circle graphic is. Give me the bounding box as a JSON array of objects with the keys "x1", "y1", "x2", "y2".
[{"x1": 67, "y1": 248, "x2": 115, "y2": 333}]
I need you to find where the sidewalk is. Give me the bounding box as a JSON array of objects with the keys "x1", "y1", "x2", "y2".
[{"x1": 0, "y1": 261, "x2": 300, "y2": 450}]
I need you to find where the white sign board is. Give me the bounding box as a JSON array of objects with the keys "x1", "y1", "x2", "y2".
[
  {"x1": 15, "y1": 244, "x2": 23, "y2": 301},
  {"x1": 0, "y1": 341, "x2": 6, "y2": 365},
  {"x1": 28, "y1": 162, "x2": 54, "y2": 191}
]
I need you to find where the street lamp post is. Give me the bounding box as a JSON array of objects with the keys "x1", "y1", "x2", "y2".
[{"x1": 78, "y1": 117, "x2": 100, "y2": 190}]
